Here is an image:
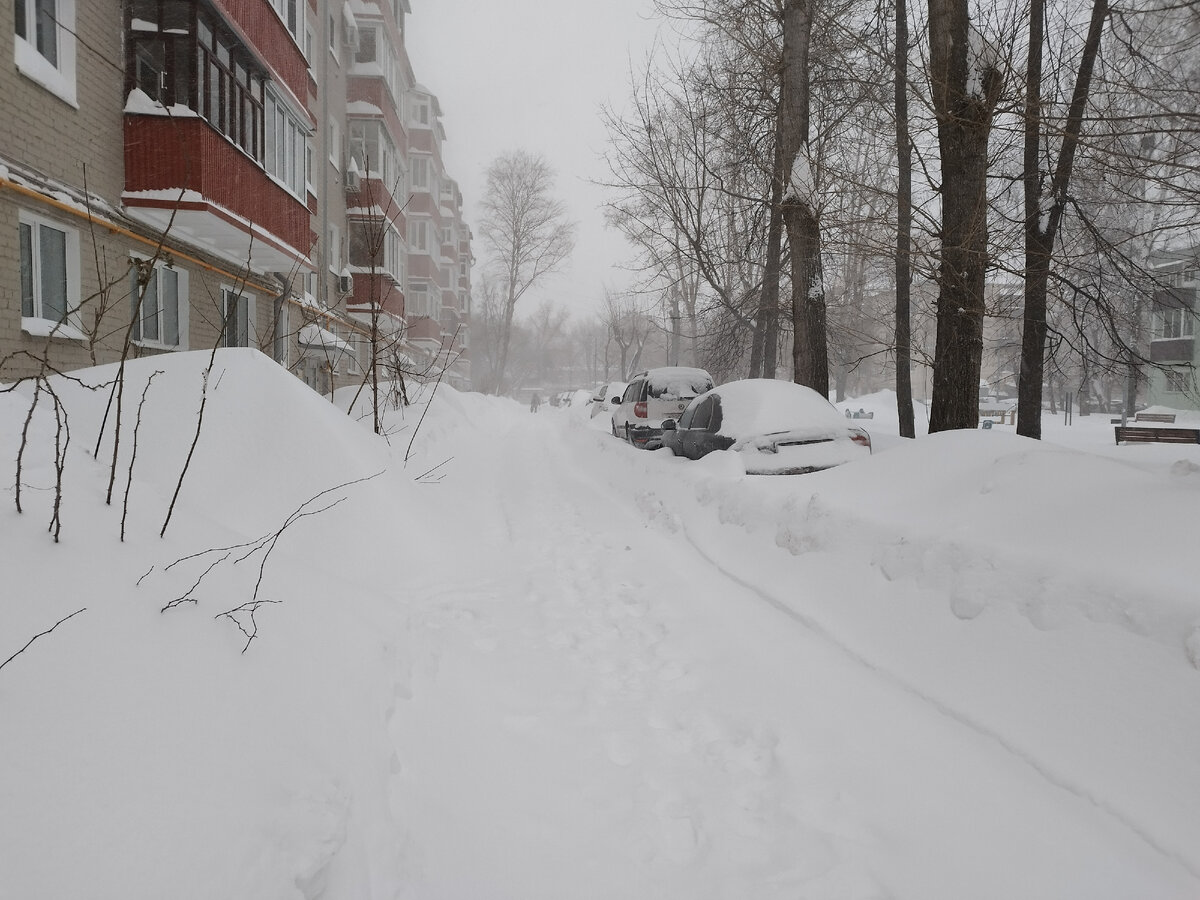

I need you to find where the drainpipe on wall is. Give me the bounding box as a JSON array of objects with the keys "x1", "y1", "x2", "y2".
[
  {"x1": 274, "y1": 275, "x2": 291, "y2": 364},
  {"x1": 318, "y1": 0, "x2": 330, "y2": 312}
]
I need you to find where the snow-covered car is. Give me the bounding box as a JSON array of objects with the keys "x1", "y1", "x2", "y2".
[
  {"x1": 660, "y1": 379, "x2": 872, "y2": 474},
  {"x1": 589, "y1": 381, "x2": 628, "y2": 418},
  {"x1": 611, "y1": 367, "x2": 715, "y2": 449}
]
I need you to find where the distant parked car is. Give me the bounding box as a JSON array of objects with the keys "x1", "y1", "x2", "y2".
[
  {"x1": 611, "y1": 367, "x2": 715, "y2": 449},
  {"x1": 589, "y1": 381, "x2": 628, "y2": 418},
  {"x1": 660, "y1": 379, "x2": 872, "y2": 474}
]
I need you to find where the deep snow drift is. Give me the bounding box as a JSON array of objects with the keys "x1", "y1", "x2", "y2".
[{"x1": 2, "y1": 351, "x2": 1199, "y2": 899}]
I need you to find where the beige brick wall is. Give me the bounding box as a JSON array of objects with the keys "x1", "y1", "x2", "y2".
[
  {"x1": 0, "y1": 188, "x2": 284, "y2": 383},
  {"x1": 0, "y1": 0, "x2": 126, "y2": 202}
]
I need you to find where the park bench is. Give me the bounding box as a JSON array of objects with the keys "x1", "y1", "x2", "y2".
[
  {"x1": 979, "y1": 408, "x2": 1015, "y2": 425},
  {"x1": 1133, "y1": 412, "x2": 1177, "y2": 424},
  {"x1": 1114, "y1": 425, "x2": 1200, "y2": 445}
]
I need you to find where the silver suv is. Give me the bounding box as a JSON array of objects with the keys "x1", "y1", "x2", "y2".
[{"x1": 611, "y1": 367, "x2": 715, "y2": 448}]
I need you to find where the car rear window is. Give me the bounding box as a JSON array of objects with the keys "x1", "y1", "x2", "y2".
[{"x1": 646, "y1": 368, "x2": 713, "y2": 400}]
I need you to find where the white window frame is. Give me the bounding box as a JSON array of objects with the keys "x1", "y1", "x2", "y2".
[
  {"x1": 265, "y1": 90, "x2": 310, "y2": 199},
  {"x1": 14, "y1": 0, "x2": 77, "y2": 107},
  {"x1": 407, "y1": 282, "x2": 429, "y2": 318},
  {"x1": 1158, "y1": 307, "x2": 1195, "y2": 340},
  {"x1": 328, "y1": 115, "x2": 341, "y2": 169},
  {"x1": 266, "y1": 0, "x2": 304, "y2": 48},
  {"x1": 408, "y1": 219, "x2": 429, "y2": 253},
  {"x1": 19, "y1": 208, "x2": 82, "y2": 335},
  {"x1": 221, "y1": 286, "x2": 256, "y2": 348},
  {"x1": 410, "y1": 155, "x2": 429, "y2": 191},
  {"x1": 411, "y1": 95, "x2": 430, "y2": 127},
  {"x1": 130, "y1": 255, "x2": 189, "y2": 350}
]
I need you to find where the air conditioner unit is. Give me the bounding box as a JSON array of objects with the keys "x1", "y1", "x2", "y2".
[{"x1": 338, "y1": 273, "x2": 353, "y2": 295}]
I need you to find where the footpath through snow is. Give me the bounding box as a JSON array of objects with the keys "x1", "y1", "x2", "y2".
[{"x1": 2, "y1": 351, "x2": 1200, "y2": 899}]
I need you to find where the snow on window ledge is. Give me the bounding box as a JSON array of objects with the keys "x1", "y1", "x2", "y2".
[{"x1": 22, "y1": 318, "x2": 87, "y2": 342}]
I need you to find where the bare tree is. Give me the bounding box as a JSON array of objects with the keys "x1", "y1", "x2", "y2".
[
  {"x1": 926, "y1": 0, "x2": 1006, "y2": 431},
  {"x1": 603, "y1": 290, "x2": 652, "y2": 378},
  {"x1": 894, "y1": 0, "x2": 917, "y2": 437},
  {"x1": 478, "y1": 150, "x2": 576, "y2": 394},
  {"x1": 1016, "y1": 0, "x2": 1109, "y2": 438}
]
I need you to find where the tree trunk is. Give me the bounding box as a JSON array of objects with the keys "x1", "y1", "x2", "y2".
[
  {"x1": 751, "y1": 116, "x2": 786, "y2": 380},
  {"x1": 780, "y1": 0, "x2": 827, "y2": 394},
  {"x1": 927, "y1": 0, "x2": 1001, "y2": 433},
  {"x1": 894, "y1": 0, "x2": 916, "y2": 438},
  {"x1": 785, "y1": 197, "x2": 826, "y2": 391},
  {"x1": 1016, "y1": 0, "x2": 1107, "y2": 438},
  {"x1": 494, "y1": 275, "x2": 518, "y2": 394}
]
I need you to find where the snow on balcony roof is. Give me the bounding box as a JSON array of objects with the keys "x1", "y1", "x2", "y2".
[
  {"x1": 123, "y1": 191, "x2": 313, "y2": 275},
  {"x1": 299, "y1": 324, "x2": 354, "y2": 356},
  {"x1": 346, "y1": 101, "x2": 384, "y2": 117}
]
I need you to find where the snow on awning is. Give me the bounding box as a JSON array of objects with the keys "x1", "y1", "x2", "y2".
[{"x1": 299, "y1": 324, "x2": 354, "y2": 356}]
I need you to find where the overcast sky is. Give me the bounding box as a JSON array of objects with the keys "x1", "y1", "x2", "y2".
[{"x1": 404, "y1": 0, "x2": 669, "y2": 323}]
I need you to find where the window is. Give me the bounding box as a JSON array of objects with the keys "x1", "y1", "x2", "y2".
[
  {"x1": 411, "y1": 96, "x2": 430, "y2": 127},
  {"x1": 1158, "y1": 307, "x2": 1195, "y2": 340},
  {"x1": 328, "y1": 115, "x2": 340, "y2": 169},
  {"x1": 690, "y1": 397, "x2": 715, "y2": 430},
  {"x1": 19, "y1": 211, "x2": 79, "y2": 328},
  {"x1": 127, "y1": 6, "x2": 265, "y2": 159},
  {"x1": 410, "y1": 156, "x2": 429, "y2": 191},
  {"x1": 266, "y1": 0, "x2": 302, "y2": 45},
  {"x1": 222, "y1": 288, "x2": 253, "y2": 348},
  {"x1": 328, "y1": 13, "x2": 337, "y2": 52},
  {"x1": 407, "y1": 282, "x2": 429, "y2": 318},
  {"x1": 14, "y1": 0, "x2": 76, "y2": 105},
  {"x1": 355, "y1": 25, "x2": 377, "y2": 63},
  {"x1": 265, "y1": 90, "x2": 309, "y2": 198},
  {"x1": 1165, "y1": 370, "x2": 1190, "y2": 393},
  {"x1": 130, "y1": 258, "x2": 188, "y2": 349},
  {"x1": 408, "y1": 219, "x2": 429, "y2": 253},
  {"x1": 349, "y1": 119, "x2": 397, "y2": 187}
]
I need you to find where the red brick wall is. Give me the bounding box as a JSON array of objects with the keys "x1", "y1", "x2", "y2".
[
  {"x1": 213, "y1": 0, "x2": 309, "y2": 103},
  {"x1": 125, "y1": 115, "x2": 311, "y2": 255}
]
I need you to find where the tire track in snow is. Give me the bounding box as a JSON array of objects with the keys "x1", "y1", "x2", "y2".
[{"x1": 676, "y1": 517, "x2": 1200, "y2": 883}]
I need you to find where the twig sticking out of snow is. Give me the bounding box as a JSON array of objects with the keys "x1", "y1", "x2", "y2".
[{"x1": 0, "y1": 608, "x2": 87, "y2": 674}]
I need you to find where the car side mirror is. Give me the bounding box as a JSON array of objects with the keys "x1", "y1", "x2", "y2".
[
  {"x1": 612, "y1": 397, "x2": 622, "y2": 404},
  {"x1": 661, "y1": 419, "x2": 677, "y2": 430}
]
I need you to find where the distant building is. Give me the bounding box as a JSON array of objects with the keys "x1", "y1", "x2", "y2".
[
  {"x1": 1, "y1": 0, "x2": 471, "y2": 393},
  {"x1": 1145, "y1": 252, "x2": 1199, "y2": 411}
]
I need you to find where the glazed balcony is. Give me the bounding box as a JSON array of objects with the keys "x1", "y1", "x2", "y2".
[{"x1": 124, "y1": 115, "x2": 312, "y2": 272}]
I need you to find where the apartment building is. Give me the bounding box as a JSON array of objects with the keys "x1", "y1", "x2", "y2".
[
  {"x1": 1145, "y1": 252, "x2": 1199, "y2": 410},
  {"x1": 343, "y1": 3, "x2": 472, "y2": 389},
  {"x1": 1, "y1": 0, "x2": 471, "y2": 393}
]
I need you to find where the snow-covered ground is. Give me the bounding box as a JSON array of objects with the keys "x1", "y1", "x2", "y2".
[{"x1": 3, "y1": 350, "x2": 1199, "y2": 899}]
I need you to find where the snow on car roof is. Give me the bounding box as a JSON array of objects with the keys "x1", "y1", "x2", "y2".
[
  {"x1": 644, "y1": 367, "x2": 713, "y2": 399},
  {"x1": 711, "y1": 378, "x2": 848, "y2": 438}
]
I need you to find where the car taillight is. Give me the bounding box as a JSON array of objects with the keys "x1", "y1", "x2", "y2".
[
  {"x1": 634, "y1": 401, "x2": 647, "y2": 418},
  {"x1": 850, "y1": 430, "x2": 871, "y2": 450}
]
